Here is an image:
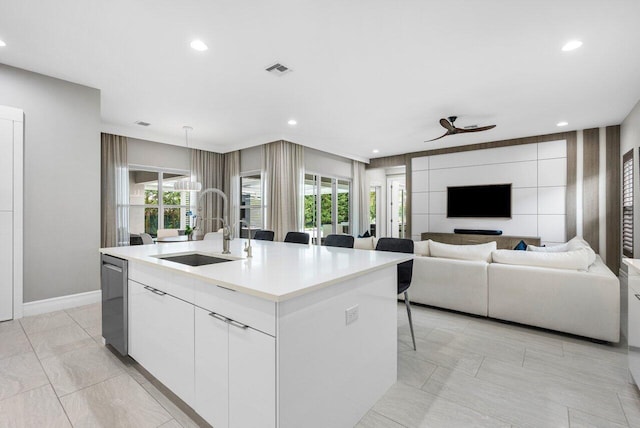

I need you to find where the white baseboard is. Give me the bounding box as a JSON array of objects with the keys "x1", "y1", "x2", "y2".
[{"x1": 22, "y1": 290, "x2": 101, "y2": 318}]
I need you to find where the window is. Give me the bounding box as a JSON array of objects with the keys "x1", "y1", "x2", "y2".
[
  {"x1": 129, "y1": 169, "x2": 194, "y2": 237},
  {"x1": 304, "y1": 173, "x2": 351, "y2": 244},
  {"x1": 623, "y1": 150, "x2": 634, "y2": 258},
  {"x1": 240, "y1": 173, "x2": 264, "y2": 237}
]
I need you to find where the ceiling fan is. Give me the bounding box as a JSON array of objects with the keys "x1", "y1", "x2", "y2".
[{"x1": 425, "y1": 116, "x2": 496, "y2": 142}]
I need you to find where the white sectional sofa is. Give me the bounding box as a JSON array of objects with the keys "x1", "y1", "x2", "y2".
[{"x1": 407, "y1": 237, "x2": 620, "y2": 342}]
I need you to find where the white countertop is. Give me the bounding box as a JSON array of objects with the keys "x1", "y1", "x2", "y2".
[
  {"x1": 100, "y1": 239, "x2": 411, "y2": 302},
  {"x1": 623, "y1": 258, "x2": 640, "y2": 274}
]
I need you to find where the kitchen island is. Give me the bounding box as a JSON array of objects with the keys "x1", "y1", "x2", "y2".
[{"x1": 100, "y1": 238, "x2": 410, "y2": 428}]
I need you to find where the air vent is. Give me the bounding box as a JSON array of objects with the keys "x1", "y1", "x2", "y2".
[
  {"x1": 265, "y1": 62, "x2": 292, "y2": 76},
  {"x1": 135, "y1": 121, "x2": 151, "y2": 127}
]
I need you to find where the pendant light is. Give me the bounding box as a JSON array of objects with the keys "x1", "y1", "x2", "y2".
[{"x1": 174, "y1": 126, "x2": 202, "y2": 191}]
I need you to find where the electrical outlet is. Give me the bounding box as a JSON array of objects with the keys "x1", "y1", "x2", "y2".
[{"x1": 345, "y1": 305, "x2": 359, "y2": 325}]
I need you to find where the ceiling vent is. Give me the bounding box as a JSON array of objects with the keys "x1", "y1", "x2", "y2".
[
  {"x1": 135, "y1": 121, "x2": 151, "y2": 127},
  {"x1": 265, "y1": 62, "x2": 292, "y2": 76}
]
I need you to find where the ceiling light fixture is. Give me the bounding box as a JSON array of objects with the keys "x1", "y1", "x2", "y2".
[
  {"x1": 190, "y1": 39, "x2": 208, "y2": 51},
  {"x1": 557, "y1": 121, "x2": 569, "y2": 127},
  {"x1": 287, "y1": 119, "x2": 297, "y2": 126},
  {"x1": 562, "y1": 40, "x2": 582, "y2": 51},
  {"x1": 0, "y1": 40, "x2": 6, "y2": 47},
  {"x1": 174, "y1": 126, "x2": 202, "y2": 192},
  {"x1": 372, "y1": 149, "x2": 380, "y2": 154}
]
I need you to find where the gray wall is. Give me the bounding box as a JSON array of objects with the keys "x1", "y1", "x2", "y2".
[
  {"x1": 0, "y1": 64, "x2": 101, "y2": 302},
  {"x1": 128, "y1": 137, "x2": 189, "y2": 171}
]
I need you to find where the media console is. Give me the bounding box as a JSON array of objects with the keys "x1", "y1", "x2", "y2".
[{"x1": 420, "y1": 232, "x2": 541, "y2": 249}]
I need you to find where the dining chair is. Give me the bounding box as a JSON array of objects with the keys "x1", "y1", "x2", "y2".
[
  {"x1": 375, "y1": 237, "x2": 416, "y2": 350},
  {"x1": 157, "y1": 229, "x2": 179, "y2": 238},
  {"x1": 324, "y1": 234, "x2": 354, "y2": 248},
  {"x1": 284, "y1": 231, "x2": 310, "y2": 244},
  {"x1": 140, "y1": 233, "x2": 154, "y2": 245},
  {"x1": 254, "y1": 230, "x2": 275, "y2": 241}
]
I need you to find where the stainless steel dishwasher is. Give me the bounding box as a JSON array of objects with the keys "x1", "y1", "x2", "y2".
[{"x1": 101, "y1": 254, "x2": 128, "y2": 356}]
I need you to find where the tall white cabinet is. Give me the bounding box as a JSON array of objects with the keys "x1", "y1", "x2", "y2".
[{"x1": 0, "y1": 106, "x2": 23, "y2": 321}]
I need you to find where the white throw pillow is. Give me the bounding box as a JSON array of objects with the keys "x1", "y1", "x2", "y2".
[
  {"x1": 354, "y1": 237, "x2": 375, "y2": 250},
  {"x1": 527, "y1": 243, "x2": 569, "y2": 252},
  {"x1": 428, "y1": 240, "x2": 496, "y2": 262},
  {"x1": 566, "y1": 236, "x2": 596, "y2": 266},
  {"x1": 491, "y1": 248, "x2": 591, "y2": 271},
  {"x1": 414, "y1": 240, "x2": 430, "y2": 257}
]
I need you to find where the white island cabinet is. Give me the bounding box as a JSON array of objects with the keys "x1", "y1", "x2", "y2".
[{"x1": 100, "y1": 239, "x2": 410, "y2": 428}]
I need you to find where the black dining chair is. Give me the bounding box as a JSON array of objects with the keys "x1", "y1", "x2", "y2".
[
  {"x1": 284, "y1": 231, "x2": 310, "y2": 244},
  {"x1": 324, "y1": 234, "x2": 355, "y2": 248},
  {"x1": 375, "y1": 237, "x2": 416, "y2": 351},
  {"x1": 253, "y1": 230, "x2": 275, "y2": 241}
]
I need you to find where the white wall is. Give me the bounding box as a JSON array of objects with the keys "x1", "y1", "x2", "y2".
[
  {"x1": 0, "y1": 64, "x2": 101, "y2": 302},
  {"x1": 411, "y1": 141, "x2": 567, "y2": 245},
  {"x1": 621, "y1": 99, "x2": 640, "y2": 265}
]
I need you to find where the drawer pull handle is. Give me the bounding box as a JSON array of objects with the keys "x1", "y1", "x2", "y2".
[
  {"x1": 635, "y1": 294, "x2": 640, "y2": 301},
  {"x1": 144, "y1": 285, "x2": 166, "y2": 296},
  {"x1": 208, "y1": 312, "x2": 229, "y2": 323},
  {"x1": 228, "y1": 319, "x2": 249, "y2": 330}
]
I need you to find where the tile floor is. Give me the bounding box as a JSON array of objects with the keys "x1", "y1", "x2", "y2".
[{"x1": 0, "y1": 302, "x2": 639, "y2": 427}]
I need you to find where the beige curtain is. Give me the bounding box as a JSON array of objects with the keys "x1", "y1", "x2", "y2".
[
  {"x1": 352, "y1": 160, "x2": 370, "y2": 236},
  {"x1": 224, "y1": 151, "x2": 240, "y2": 238},
  {"x1": 192, "y1": 149, "x2": 225, "y2": 234},
  {"x1": 101, "y1": 133, "x2": 129, "y2": 247},
  {"x1": 263, "y1": 141, "x2": 304, "y2": 241}
]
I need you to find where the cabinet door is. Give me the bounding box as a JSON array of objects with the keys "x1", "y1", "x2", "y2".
[
  {"x1": 195, "y1": 307, "x2": 229, "y2": 428},
  {"x1": 228, "y1": 324, "x2": 276, "y2": 428},
  {"x1": 0, "y1": 119, "x2": 13, "y2": 211},
  {"x1": 128, "y1": 280, "x2": 195, "y2": 405},
  {"x1": 629, "y1": 283, "x2": 640, "y2": 384},
  {"x1": 0, "y1": 215, "x2": 12, "y2": 321}
]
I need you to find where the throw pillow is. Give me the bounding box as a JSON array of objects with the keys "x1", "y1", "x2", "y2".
[
  {"x1": 414, "y1": 240, "x2": 430, "y2": 257},
  {"x1": 513, "y1": 240, "x2": 527, "y2": 251},
  {"x1": 428, "y1": 240, "x2": 496, "y2": 262},
  {"x1": 491, "y1": 248, "x2": 591, "y2": 271},
  {"x1": 527, "y1": 243, "x2": 569, "y2": 252}
]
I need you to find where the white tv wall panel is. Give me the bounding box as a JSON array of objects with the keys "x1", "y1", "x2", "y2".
[
  {"x1": 538, "y1": 140, "x2": 567, "y2": 160},
  {"x1": 412, "y1": 170, "x2": 429, "y2": 192},
  {"x1": 411, "y1": 140, "x2": 567, "y2": 243},
  {"x1": 429, "y1": 214, "x2": 538, "y2": 237},
  {"x1": 538, "y1": 187, "x2": 566, "y2": 215},
  {"x1": 412, "y1": 192, "x2": 428, "y2": 214},
  {"x1": 538, "y1": 158, "x2": 567, "y2": 187},
  {"x1": 429, "y1": 144, "x2": 537, "y2": 170},
  {"x1": 411, "y1": 156, "x2": 429, "y2": 171},
  {"x1": 429, "y1": 161, "x2": 538, "y2": 191}
]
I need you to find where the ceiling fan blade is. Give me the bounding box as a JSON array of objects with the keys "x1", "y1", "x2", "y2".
[
  {"x1": 424, "y1": 132, "x2": 450, "y2": 142},
  {"x1": 439, "y1": 118, "x2": 454, "y2": 131},
  {"x1": 458, "y1": 124, "x2": 496, "y2": 133}
]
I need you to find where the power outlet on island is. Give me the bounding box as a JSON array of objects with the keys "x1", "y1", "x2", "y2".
[{"x1": 345, "y1": 305, "x2": 359, "y2": 326}]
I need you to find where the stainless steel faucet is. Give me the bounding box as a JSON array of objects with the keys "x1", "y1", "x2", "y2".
[
  {"x1": 239, "y1": 220, "x2": 252, "y2": 258},
  {"x1": 197, "y1": 188, "x2": 231, "y2": 254}
]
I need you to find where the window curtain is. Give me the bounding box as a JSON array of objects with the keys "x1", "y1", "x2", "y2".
[
  {"x1": 101, "y1": 133, "x2": 129, "y2": 247},
  {"x1": 263, "y1": 141, "x2": 304, "y2": 241},
  {"x1": 352, "y1": 160, "x2": 369, "y2": 236},
  {"x1": 224, "y1": 151, "x2": 240, "y2": 238},
  {"x1": 192, "y1": 149, "x2": 225, "y2": 235}
]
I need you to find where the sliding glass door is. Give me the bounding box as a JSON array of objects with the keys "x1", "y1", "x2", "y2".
[{"x1": 304, "y1": 173, "x2": 351, "y2": 244}]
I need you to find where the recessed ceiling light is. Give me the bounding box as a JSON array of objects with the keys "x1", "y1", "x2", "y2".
[
  {"x1": 562, "y1": 40, "x2": 582, "y2": 51},
  {"x1": 287, "y1": 119, "x2": 297, "y2": 126},
  {"x1": 372, "y1": 149, "x2": 380, "y2": 154},
  {"x1": 190, "y1": 39, "x2": 208, "y2": 51},
  {"x1": 0, "y1": 40, "x2": 6, "y2": 47},
  {"x1": 557, "y1": 121, "x2": 569, "y2": 127}
]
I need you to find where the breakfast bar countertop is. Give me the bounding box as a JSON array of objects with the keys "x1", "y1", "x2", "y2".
[{"x1": 100, "y1": 239, "x2": 410, "y2": 302}]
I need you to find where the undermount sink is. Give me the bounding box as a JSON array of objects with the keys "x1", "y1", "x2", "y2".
[{"x1": 154, "y1": 253, "x2": 235, "y2": 267}]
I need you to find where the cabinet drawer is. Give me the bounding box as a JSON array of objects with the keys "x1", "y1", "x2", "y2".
[
  {"x1": 129, "y1": 262, "x2": 195, "y2": 303},
  {"x1": 194, "y1": 279, "x2": 276, "y2": 336}
]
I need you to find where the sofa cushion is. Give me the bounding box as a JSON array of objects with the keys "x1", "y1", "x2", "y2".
[
  {"x1": 527, "y1": 243, "x2": 569, "y2": 252},
  {"x1": 414, "y1": 240, "x2": 430, "y2": 256},
  {"x1": 428, "y1": 240, "x2": 496, "y2": 262},
  {"x1": 491, "y1": 248, "x2": 591, "y2": 271},
  {"x1": 354, "y1": 236, "x2": 376, "y2": 250}
]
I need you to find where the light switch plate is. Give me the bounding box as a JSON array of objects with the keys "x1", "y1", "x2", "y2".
[{"x1": 345, "y1": 305, "x2": 359, "y2": 325}]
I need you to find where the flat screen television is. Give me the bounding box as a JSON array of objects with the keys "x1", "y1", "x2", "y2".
[{"x1": 447, "y1": 184, "x2": 511, "y2": 218}]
